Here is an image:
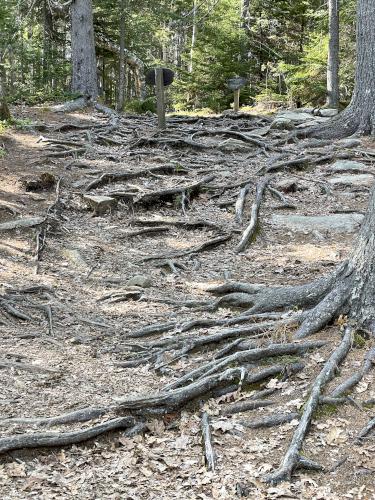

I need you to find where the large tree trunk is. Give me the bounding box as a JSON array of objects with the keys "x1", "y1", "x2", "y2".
[
  {"x1": 306, "y1": 0, "x2": 375, "y2": 139},
  {"x1": 348, "y1": 187, "x2": 375, "y2": 329},
  {"x1": 71, "y1": 0, "x2": 98, "y2": 100},
  {"x1": 326, "y1": 0, "x2": 340, "y2": 108}
]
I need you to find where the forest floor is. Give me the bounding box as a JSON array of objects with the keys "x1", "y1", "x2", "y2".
[{"x1": 0, "y1": 105, "x2": 374, "y2": 499}]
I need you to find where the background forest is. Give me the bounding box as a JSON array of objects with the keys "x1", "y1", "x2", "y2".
[{"x1": 0, "y1": 0, "x2": 356, "y2": 113}]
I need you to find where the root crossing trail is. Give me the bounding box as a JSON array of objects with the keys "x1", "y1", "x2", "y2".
[{"x1": 0, "y1": 106, "x2": 374, "y2": 499}]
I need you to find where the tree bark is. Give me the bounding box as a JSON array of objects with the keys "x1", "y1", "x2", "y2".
[
  {"x1": 70, "y1": 0, "x2": 98, "y2": 100},
  {"x1": 0, "y1": 61, "x2": 10, "y2": 121},
  {"x1": 116, "y1": 0, "x2": 127, "y2": 111},
  {"x1": 348, "y1": 187, "x2": 375, "y2": 329},
  {"x1": 307, "y1": 0, "x2": 375, "y2": 138},
  {"x1": 326, "y1": 0, "x2": 340, "y2": 108},
  {"x1": 188, "y1": 0, "x2": 197, "y2": 73}
]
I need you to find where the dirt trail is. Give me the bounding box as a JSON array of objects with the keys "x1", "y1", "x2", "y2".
[{"x1": 0, "y1": 106, "x2": 374, "y2": 499}]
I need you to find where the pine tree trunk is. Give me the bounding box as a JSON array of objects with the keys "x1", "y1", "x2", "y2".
[
  {"x1": 117, "y1": 0, "x2": 126, "y2": 111},
  {"x1": 188, "y1": 0, "x2": 197, "y2": 73},
  {"x1": 309, "y1": 0, "x2": 375, "y2": 138},
  {"x1": 71, "y1": 0, "x2": 98, "y2": 100},
  {"x1": 326, "y1": 0, "x2": 340, "y2": 108},
  {"x1": 0, "y1": 61, "x2": 10, "y2": 121},
  {"x1": 348, "y1": 187, "x2": 375, "y2": 330}
]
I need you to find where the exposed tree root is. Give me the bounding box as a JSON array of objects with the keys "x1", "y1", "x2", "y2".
[
  {"x1": 330, "y1": 346, "x2": 375, "y2": 397},
  {"x1": 190, "y1": 128, "x2": 266, "y2": 149},
  {"x1": 235, "y1": 177, "x2": 270, "y2": 253},
  {"x1": 164, "y1": 342, "x2": 323, "y2": 390},
  {"x1": 357, "y1": 417, "x2": 375, "y2": 442},
  {"x1": 265, "y1": 327, "x2": 353, "y2": 484},
  {"x1": 221, "y1": 398, "x2": 274, "y2": 416},
  {"x1": 240, "y1": 412, "x2": 299, "y2": 429},
  {"x1": 0, "y1": 417, "x2": 135, "y2": 454},
  {"x1": 84, "y1": 165, "x2": 188, "y2": 192},
  {"x1": 0, "y1": 407, "x2": 109, "y2": 428},
  {"x1": 141, "y1": 234, "x2": 231, "y2": 262}
]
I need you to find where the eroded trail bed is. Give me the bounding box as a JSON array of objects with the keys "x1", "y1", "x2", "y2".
[{"x1": 0, "y1": 106, "x2": 375, "y2": 499}]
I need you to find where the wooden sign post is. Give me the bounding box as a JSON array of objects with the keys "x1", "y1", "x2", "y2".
[
  {"x1": 145, "y1": 67, "x2": 175, "y2": 130},
  {"x1": 233, "y1": 89, "x2": 240, "y2": 113},
  {"x1": 155, "y1": 68, "x2": 166, "y2": 129},
  {"x1": 227, "y1": 76, "x2": 247, "y2": 113}
]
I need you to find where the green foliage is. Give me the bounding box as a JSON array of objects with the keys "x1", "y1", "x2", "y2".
[
  {"x1": 254, "y1": 89, "x2": 289, "y2": 110},
  {"x1": 278, "y1": 34, "x2": 328, "y2": 106},
  {"x1": 0, "y1": 0, "x2": 359, "y2": 111},
  {"x1": 124, "y1": 97, "x2": 156, "y2": 114}
]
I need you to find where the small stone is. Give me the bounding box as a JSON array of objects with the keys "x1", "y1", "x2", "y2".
[
  {"x1": 20, "y1": 172, "x2": 56, "y2": 192},
  {"x1": 126, "y1": 275, "x2": 153, "y2": 288},
  {"x1": 83, "y1": 194, "x2": 117, "y2": 215},
  {"x1": 274, "y1": 179, "x2": 308, "y2": 193}
]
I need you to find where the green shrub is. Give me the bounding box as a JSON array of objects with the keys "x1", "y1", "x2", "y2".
[{"x1": 124, "y1": 97, "x2": 156, "y2": 114}]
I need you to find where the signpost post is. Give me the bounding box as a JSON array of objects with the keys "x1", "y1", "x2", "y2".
[
  {"x1": 145, "y1": 67, "x2": 175, "y2": 130},
  {"x1": 227, "y1": 77, "x2": 247, "y2": 113},
  {"x1": 155, "y1": 68, "x2": 166, "y2": 129}
]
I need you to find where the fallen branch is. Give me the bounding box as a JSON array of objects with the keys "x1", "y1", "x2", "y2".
[{"x1": 201, "y1": 412, "x2": 216, "y2": 471}]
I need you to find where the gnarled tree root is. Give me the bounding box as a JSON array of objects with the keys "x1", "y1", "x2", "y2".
[{"x1": 264, "y1": 326, "x2": 353, "y2": 485}]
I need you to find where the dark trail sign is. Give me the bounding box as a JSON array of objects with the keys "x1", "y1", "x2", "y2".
[
  {"x1": 227, "y1": 77, "x2": 247, "y2": 91},
  {"x1": 146, "y1": 68, "x2": 175, "y2": 87}
]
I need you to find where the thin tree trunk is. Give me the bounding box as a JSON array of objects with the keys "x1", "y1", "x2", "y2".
[
  {"x1": 327, "y1": 0, "x2": 340, "y2": 108},
  {"x1": 188, "y1": 0, "x2": 197, "y2": 73},
  {"x1": 117, "y1": 0, "x2": 127, "y2": 111},
  {"x1": 0, "y1": 60, "x2": 10, "y2": 121},
  {"x1": 241, "y1": 0, "x2": 250, "y2": 29},
  {"x1": 70, "y1": 0, "x2": 98, "y2": 100}
]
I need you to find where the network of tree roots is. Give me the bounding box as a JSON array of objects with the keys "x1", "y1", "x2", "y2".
[{"x1": 0, "y1": 104, "x2": 375, "y2": 497}]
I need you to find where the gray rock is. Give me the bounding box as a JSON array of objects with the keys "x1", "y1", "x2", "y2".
[
  {"x1": 219, "y1": 138, "x2": 254, "y2": 152},
  {"x1": 276, "y1": 111, "x2": 315, "y2": 122},
  {"x1": 126, "y1": 275, "x2": 153, "y2": 288},
  {"x1": 328, "y1": 160, "x2": 368, "y2": 173},
  {"x1": 83, "y1": 194, "x2": 117, "y2": 214},
  {"x1": 271, "y1": 213, "x2": 364, "y2": 233},
  {"x1": 0, "y1": 217, "x2": 45, "y2": 231},
  {"x1": 328, "y1": 174, "x2": 374, "y2": 188},
  {"x1": 62, "y1": 248, "x2": 88, "y2": 269},
  {"x1": 318, "y1": 108, "x2": 339, "y2": 117},
  {"x1": 270, "y1": 118, "x2": 295, "y2": 130},
  {"x1": 337, "y1": 138, "x2": 362, "y2": 149}
]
